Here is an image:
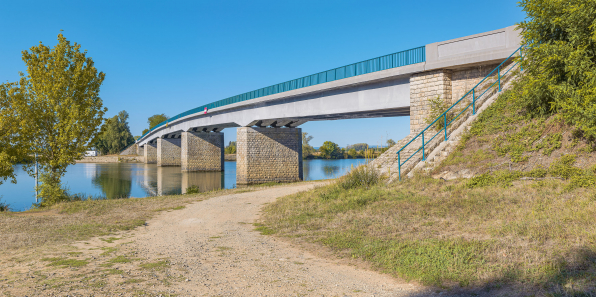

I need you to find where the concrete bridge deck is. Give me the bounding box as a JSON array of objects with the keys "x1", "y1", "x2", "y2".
[{"x1": 134, "y1": 26, "x2": 522, "y2": 185}]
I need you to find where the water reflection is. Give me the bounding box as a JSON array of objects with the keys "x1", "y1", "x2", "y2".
[
  {"x1": 91, "y1": 163, "x2": 132, "y2": 199},
  {"x1": 1, "y1": 159, "x2": 365, "y2": 211},
  {"x1": 181, "y1": 171, "x2": 224, "y2": 194},
  {"x1": 322, "y1": 165, "x2": 340, "y2": 177}
]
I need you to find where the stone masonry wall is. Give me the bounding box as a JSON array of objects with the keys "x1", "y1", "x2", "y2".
[
  {"x1": 236, "y1": 127, "x2": 302, "y2": 185},
  {"x1": 144, "y1": 143, "x2": 157, "y2": 164},
  {"x1": 157, "y1": 138, "x2": 181, "y2": 167},
  {"x1": 409, "y1": 70, "x2": 452, "y2": 133},
  {"x1": 451, "y1": 63, "x2": 500, "y2": 104},
  {"x1": 181, "y1": 132, "x2": 224, "y2": 172},
  {"x1": 120, "y1": 144, "x2": 139, "y2": 156}
]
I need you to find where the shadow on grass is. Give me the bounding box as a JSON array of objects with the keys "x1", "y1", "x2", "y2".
[{"x1": 404, "y1": 247, "x2": 596, "y2": 297}]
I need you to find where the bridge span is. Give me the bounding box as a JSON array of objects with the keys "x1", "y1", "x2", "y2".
[{"x1": 134, "y1": 26, "x2": 521, "y2": 185}]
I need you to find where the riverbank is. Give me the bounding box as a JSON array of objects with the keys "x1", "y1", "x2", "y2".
[
  {"x1": 76, "y1": 155, "x2": 144, "y2": 163},
  {"x1": 0, "y1": 181, "x2": 424, "y2": 296}
]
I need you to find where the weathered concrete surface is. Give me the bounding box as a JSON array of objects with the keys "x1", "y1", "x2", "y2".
[
  {"x1": 181, "y1": 132, "x2": 224, "y2": 172},
  {"x1": 236, "y1": 127, "x2": 302, "y2": 185},
  {"x1": 157, "y1": 138, "x2": 182, "y2": 167}
]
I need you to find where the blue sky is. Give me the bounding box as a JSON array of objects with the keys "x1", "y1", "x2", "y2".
[{"x1": 0, "y1": 0, "x2": 525, "y2": 147}]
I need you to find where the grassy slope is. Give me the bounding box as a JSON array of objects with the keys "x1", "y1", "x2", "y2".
[{"x1": 259, "y1": 85, "x2": 596, "y2": 295}]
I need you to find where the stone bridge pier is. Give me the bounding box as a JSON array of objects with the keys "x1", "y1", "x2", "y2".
[
  {"x1": 181, "y1": 132, "x2": 224, "y2": 172},
  {"x1": 157, "y1": 137, "x2": 182, "y2": 167},
  {"x1": 143, "y1": 143, "x2": 157, "y2": 164},
  {"x1": 236, "y1": 127, "x2": 303, "y2": 185}
]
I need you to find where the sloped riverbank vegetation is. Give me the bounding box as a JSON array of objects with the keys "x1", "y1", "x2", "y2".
[{"x1": 257, "y1": 0, "x2": 596, "y2": 294}]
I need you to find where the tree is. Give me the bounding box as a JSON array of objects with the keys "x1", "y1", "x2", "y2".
[
  {"x1": 302, "y1": 132, "x2": 315, "y2": 159},
  {"x1": 148, "y1": 114, "x2": 168, "y2": 130},
  {"x1": 0, "y1": 82, "x2": 31, "y2": 185},
  {"x1": 94, "y1": 111, "x2": 135, "y2": 155},
  {"x1": 386, "y1": 139, "x2": 396, "y2": 148},
  {"x1": 348, "y1": 148, "x2": 357, "y2": 158},
  {"x1": 319, "y1": 141, "x2": 342, "y2": 159},
  {"x1": 225, "y1": 141, "x2": 236, "y2": 154},
  {"x1": 347, "y1": 143, "x2": 368, "y2": 152},
  {"x1": 518, "y1": 0, "x2": 596, "y2": 138},
  {"x1": 4, "y1": 33, "x2": 106, "y2": 206}
]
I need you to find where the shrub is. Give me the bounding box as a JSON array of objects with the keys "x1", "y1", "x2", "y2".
[
  {"x1": 518, "y1": 0, "x2": 596, "y2": 139},
  {"x1": 425, "y1": 95, "x2": 457, "y2": 131},
  {"x1": 0, "y1": 198, "x2": 9, "y2": 212},
  {"x1": 186, "y1": 186, "x2": 201, "y2": 194},
  {"x1": 337, "y1": 164, "x2": 381, "y2": 190},
  {"x1": 36, "y1": 172, "x2": 69, "y2": 207}
]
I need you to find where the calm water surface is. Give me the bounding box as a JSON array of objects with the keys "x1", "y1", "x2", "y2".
[{"x1": 0, "y1": 159, "x2": 367, "y2": 211}]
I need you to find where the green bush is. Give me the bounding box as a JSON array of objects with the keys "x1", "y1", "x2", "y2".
[
  {"x1": 337, "y1": 165, "x2": 381, "y2": 190},
  {"x1": 425, "y1": 95, "x2": 457, "y2": 131},
  {"x1": 518, "y1": 0, "x2": 596, "y2": 139},
  {"x1": 0, "y1": 198, "x2": 9, "y2": 212},
  {"x1": 186, "y1": 186, "x2": 201, "y2": 194},
  {"x1": 36, "y1": 172, "x2": 69, "y2": 207}
]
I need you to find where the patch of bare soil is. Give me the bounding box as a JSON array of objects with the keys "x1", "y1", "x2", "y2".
[{"x1": 0, "y1": 182, "x2": 426, "y2": 296}]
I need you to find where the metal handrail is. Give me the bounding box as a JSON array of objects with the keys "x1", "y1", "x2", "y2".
[
  {"x1": 138, "y1": 46, "x2": 426, "y2": 141},
  {"x1": 396, "y1": 45, "x2": 525, "y2": 180}
]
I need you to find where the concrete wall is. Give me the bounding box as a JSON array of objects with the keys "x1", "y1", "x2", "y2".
[
  {"x1": 236, "y1": 127, "x2": 302, "y2": 185},
  {"x1": 144, "y1": 143, "x2": 157, "y2": 164},
  {"x1": 181, "y1": 132, "x2": 224, "y2": 172},
  {"x1": 157, "y1": 138, "x2": 181, "y2": 167}
]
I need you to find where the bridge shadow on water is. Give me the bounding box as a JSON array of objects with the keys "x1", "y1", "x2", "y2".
[{"x1": 401, "y1": 247, "x2": 596, "y2": 297}]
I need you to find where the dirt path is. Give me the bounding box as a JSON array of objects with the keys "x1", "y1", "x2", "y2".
[
  {"x1": 127, "y1": 182, "x2": 423, "y2": 296},
  {"x1": 0, "y1": 182, "x2": 427, "y2": 296}
]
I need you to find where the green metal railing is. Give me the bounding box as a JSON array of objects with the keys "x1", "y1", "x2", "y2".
[
  {"x1": 138, "y1": 46, "x2": 426, "y2": 141},
  {"x1": 396, "y1": 45, "x2": 525, "y2": 180}
]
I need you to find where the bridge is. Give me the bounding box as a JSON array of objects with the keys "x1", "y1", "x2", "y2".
[{"x1": 133, "y1": 26, "x2": 521, "y2": 185}]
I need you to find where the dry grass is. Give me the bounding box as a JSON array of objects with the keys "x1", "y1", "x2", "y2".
[
  {"x1": 258, "y1": 87, "x2": 596, "y2": 296},
  {"x1": 0, "y1": 188, "x2": 247, "y2": 251},
  {"x1": 259, "y1": 176, "x2": 596, "y2": 295}
]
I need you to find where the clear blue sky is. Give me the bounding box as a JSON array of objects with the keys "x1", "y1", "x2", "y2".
[{"x1": 0, "y1": 0, "x2": 525, "y2": 147}]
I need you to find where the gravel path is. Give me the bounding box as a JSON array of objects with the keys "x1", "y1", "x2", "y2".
[{"x1": 131, "y1": 182, "x2": 424, "y2": 296}]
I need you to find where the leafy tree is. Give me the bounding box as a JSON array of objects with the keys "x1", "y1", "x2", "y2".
[
  {"x1": 518, "y1": 0, "x2": 596, "y2": 138},
  {"x1": 320, "y1": 141, "x2": 342, "y2": 159},
  {"x1": 225, "y1": 141, "x2": 237, "y2": 154},
  {"x1": 302, "y1": 132, "x2": 315, "y2": 159},
  {"x1": 348, "y1": 148, "x2": 357, "y2": 158},
  {"x1": 94, "y1": 111, "x2": 135, "y2": 155},
  {"x1": 2, "y1": 33, "x2": 106, "y2": 206},
  {"x1": 347, "y1": 143, "x2": 368, "y2": 152},
  {"x1": 148, "y1": 114, "x2": 168, "y2": 130},
  {"x1": 142, "y1": 128, "x2": 149, "y2": 135},
  {"x1": 0, "y1": 82, "x2": 31, "y2": 185},
  {"x1": 386, "y1": 139, "x2": 396, "y2": 148}
]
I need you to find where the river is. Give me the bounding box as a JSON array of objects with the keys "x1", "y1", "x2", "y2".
[{"x1": 0, "y1": 159, "x2": 368, "y2": 212}]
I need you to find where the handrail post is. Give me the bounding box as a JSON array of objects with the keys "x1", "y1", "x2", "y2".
[
  {"x1": 498, "y1": 66, "x2": 501, "y2": 92},
  {"x1": 472, "y1": 89, "x2": 476, "y2": 115},
  {"x1": 398, "y1": 152, "x2": 401, "y2": 181},
  {"x1": 422, "y1": 133, "x2": 425, "y2": 161},
  {"x1": 444, "y1": 114, "x2": 448, "y2": 141},
  {"x1": 520, "y1": 48, "x2": 523, "y2": 71}
]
